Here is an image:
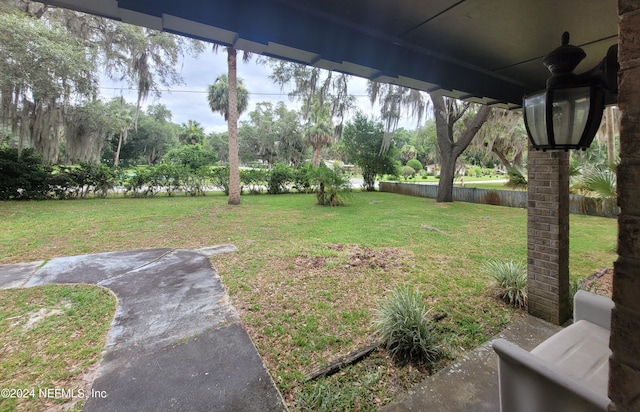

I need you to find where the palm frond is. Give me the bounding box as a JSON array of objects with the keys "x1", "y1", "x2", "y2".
[{"x1": 582, "y1": 167, "x2": 617, "y2": 199}]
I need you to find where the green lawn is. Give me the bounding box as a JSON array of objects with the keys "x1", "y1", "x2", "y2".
[
  {"x1": 0, "y1": 192, "x2": 617, "y2": 411},
  {"x1": 0, "y1": 285, "x2": 116, "y2": 412}
]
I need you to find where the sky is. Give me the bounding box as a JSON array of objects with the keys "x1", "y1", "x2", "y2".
[{"x1": 98, "y1": 51, "x2": 417, "y2": 135}]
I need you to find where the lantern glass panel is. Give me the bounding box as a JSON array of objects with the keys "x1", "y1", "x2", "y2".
[
  {"x1": 551, "y1": 87, "x2": 591, "y2": 146},
  {"x1": 524, "y1": 92, "x2": 548, "y2": 146}
]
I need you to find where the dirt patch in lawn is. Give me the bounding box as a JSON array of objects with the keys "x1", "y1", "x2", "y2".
[
  {"x1": 244, "y1": 244, "x2": 416, "y2": 365},
  {"x1": 295, "y1": 244, "x2": 408, "y2": 271}
]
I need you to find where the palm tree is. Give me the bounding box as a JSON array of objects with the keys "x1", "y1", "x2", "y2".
[
  {"x1": 207, "y1": 60, "x2": 250, "y2": 205},
  {"x1": 207, "y1": 74, "x2": 249, "y2": 122},
  {"x1": 178, "y1": 120, "x2": 205, "y2": 145},
  {"x1": 304, "y1": 116, "x2": 333, "y2": 168}
]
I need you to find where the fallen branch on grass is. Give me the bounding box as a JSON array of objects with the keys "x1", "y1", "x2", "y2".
[
  {"x1": 304, "y1": 339, "x2": 384, "y2": 381},
  {"x1": 305, "y1": 312, "x2": 447, "y2": 381}
]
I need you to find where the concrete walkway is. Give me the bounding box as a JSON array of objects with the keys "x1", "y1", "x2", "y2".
[
  {"x1": 0, "y1": 247, "x2": 287, "y2": 412},
  {"x1": 381, "y1": 315, "x2": 563, "y2": 411}
]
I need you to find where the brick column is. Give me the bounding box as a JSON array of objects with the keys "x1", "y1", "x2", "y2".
[
  {"x1": 527, "y1": 149, "x2": 571, "y2": 325},
  {"x1": 610, "y1": 2, "x2": 640, "y2": 409}
]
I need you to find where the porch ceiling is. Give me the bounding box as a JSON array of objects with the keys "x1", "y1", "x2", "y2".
[{"x1": 42, "y1": 0, "x2": 618, "y2": 108}]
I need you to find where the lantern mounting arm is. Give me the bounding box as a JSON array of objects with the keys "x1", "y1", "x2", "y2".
[{"x1": 574, "y1": 44, "x2": 619, "y2": 105}]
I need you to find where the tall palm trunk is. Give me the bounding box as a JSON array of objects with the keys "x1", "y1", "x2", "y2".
[
  {"x1": 227, "y1": 47, "x2": 241, "y2": 205},
  {"x1": 312, "y1": 144, "x2": 321, "y2": 168}
]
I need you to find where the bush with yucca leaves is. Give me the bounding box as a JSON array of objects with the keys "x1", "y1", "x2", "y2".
[
  {"x1": 483, "y1": 260, "x2": 527, "y2": 308},
  {"x1": 373, "y1": 285, "x2": 440, "y2": 364}
]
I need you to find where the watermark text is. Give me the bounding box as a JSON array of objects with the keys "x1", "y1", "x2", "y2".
[{"x1": 1, "y1": 387, "x2": 108, "y2": 400}]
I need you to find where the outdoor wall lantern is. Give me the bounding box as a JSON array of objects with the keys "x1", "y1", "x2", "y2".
[{"x1": 523, "y1": 32, "x2": 618, "y2": 151}]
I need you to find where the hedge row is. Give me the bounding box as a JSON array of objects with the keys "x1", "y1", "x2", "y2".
[{"x1": 0, "y1": 147, "x2": 349, "y2": 201}]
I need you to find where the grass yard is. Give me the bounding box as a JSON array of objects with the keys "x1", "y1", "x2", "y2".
[
  {"x1": 0, "y1": 192, "x2": 617, "y2": 410},
  {"x1": 0, "y1": 285, "x2": 116, "y2": 412}
]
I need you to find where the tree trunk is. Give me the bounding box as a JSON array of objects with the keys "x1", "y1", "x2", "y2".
[
  {"x1": 431, "y1": 95, "x2": 491, "y2": 202},
  {"x1": 227, "y1": 47, "x2": 241, "y2": 205},
  {"x1": 114, "y1": 127, "x2": 126, "y2": 167},
  {"x1": 491, "y1": 147, "x2": 513, "y2": 170},
  {"x1": 437, "y1": 152, "x2": 456, "y2": 202},
  {"x1": 363, "y1": 170, "x2": 376, "y2": 191},
  {"x1": 312, "y1": 144, "x2": 321, "y2": 168}
]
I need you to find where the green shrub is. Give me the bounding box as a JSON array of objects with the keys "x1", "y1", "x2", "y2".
[
  {"x1": 123, "y1": 166, "x2": 157, "y2": 197},
  {"x1": 155, "y1": 163, "x2": 183, "y2": 196},
  {"x1": 482, "y1": 260, "x2": 527, "y2": 308},
  {"x1": 309, "y1": 165, "x2": 351, "y2": 206},
  {"x1": 292, "y1": 163, "x2": 313, "y2": 193},
  {"x1": 210, "y1": 166, "x2": 230, "y2": 195},
  {"x1": 48, "y1": 170, "x2": 78, "y2": 200},
  {"x1": 241, "y1": 168, "x2": 269, "y2": 194},
  {"x1": 52, "y1": 163, "x2": 115, "y2": 199},
  {"x1": 86, "y1": 163, "x2": 115, "y2": 198},
  {"x1": 406, "y1": 159, "x2": 423, "y2": 173},
  {"x1": 373, "y1": 285, "x2": 440, "y2": 364},
  {"x1": 267, "y1": 163, "x2": 293, "y2": 194},
  {"x1": 185, "y1": 167, "x2": 210, "y2": 196},
  {"x1": 164, "y1": 144, "x2": 215, "y2": 171},
  {"x1": 402, "y1": 165, "x2": 416, "y2": 181},
  {"x1": 568, "y1": 276, "x2": 601, "y2": 314},
  {"x1": 0, "y1": 147, "x2": 52, "y2": 200}
]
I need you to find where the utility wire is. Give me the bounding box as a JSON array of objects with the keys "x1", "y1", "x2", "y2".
[{"x1": 98, "y1": 85, "x2": 371, "y2": 98}]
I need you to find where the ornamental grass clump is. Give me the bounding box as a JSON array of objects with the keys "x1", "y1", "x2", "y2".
[
  {"x1": 483, "y1": 259, "x2": 528, "y2": 308},
  {"x1": 373, "y1": 285, "x2": 440, "y2": 364}
]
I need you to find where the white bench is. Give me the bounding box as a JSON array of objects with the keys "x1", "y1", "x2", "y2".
[{"x1": 492, "y1": 290, "x2": 614, "y2": 412}]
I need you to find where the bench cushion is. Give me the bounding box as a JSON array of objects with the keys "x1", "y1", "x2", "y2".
[{"x1": 531, "y1": 320, "x2": 610, "y2": 397}]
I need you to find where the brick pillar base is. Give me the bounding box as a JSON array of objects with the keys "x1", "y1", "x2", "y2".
[
  {"x1": 609, "y1": 1, "x2": 640, "y2": 409},
  {"x1": 527, "y1": 149, "x2": 571, "y2": 325}
]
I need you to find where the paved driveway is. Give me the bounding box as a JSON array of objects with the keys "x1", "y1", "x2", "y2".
[{"x1": 0, "y1": 246, "x2": 287, "y2": 412}]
